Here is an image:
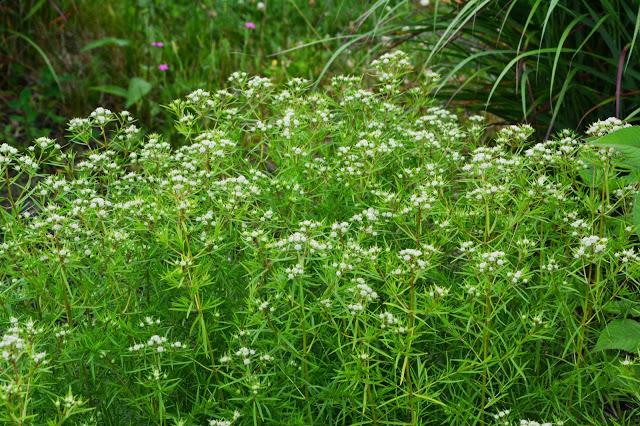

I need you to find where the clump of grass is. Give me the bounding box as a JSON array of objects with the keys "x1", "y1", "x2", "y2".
[
  {"x1": 394, "y1": 0, "x2": 640, "y2": 136},
  {"x1": 1, "y1": 51, "x2": 639, "y2": 425}
]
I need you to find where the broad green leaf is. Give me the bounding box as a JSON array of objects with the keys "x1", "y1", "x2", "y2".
[
  {"x1": 90, "y1": 85, "x2": 128, "y2": 98},
  {"x1": 594, "y1": 319, "x2": 640, "y2": 352},
  {"x1": 81, "y1": 37, "x2": 130, "y2": 53},
  {"x1": 588, "y1": 126, "x2": 640, "y2": 169},
  {"x1": 125, "y1": 78, "x2": 152, "y2": 108}
]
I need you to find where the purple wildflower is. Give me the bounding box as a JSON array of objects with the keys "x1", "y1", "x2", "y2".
[
  {"x1": 158, "y1": 63, "x2": 169, "y2": 71},
  {"x1": 151, "y1": 41, "x2": 164, "y2": 47},
  {"x1": 245, "y1": 21, "x2": 256, "y2": 30}
]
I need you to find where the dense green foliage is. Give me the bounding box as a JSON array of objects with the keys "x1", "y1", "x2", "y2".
[{"x1": 1, "y1": 52, "x2": 640, "y2": 425}]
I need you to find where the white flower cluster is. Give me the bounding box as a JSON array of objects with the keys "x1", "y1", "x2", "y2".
[
  {"x1": 402, "y1": 186, "x2": 438, "y2": 213},
  {"x1": 542, "y1": 258, "x2": 559, "y2": 272},
  {"x1": 347, "y1": 303, "x2": 364, "y2": 315},
  {"x1": 507, "y1": 269, "x2": 529, "y2": 284},
  {"x1": 586, "y1": 117, "x2": 630, "y2": 137},
  {"x1": 428, "y1": 285, "x2": 449, "y2": 298},
  {"x1": 459, "y1": 241, "x2": 476, "y2": 254},
  {"x1": 0, "y1": 143, "x2": 18, "y2": 165},
  {"x1": 138, "y1": 316, "x2": 161, "y2": 327},
  {"x1": 525, "y1": 136, "x2": 579, "y2": 164},
  {"x1": 190, "y1": 131, "x2": 237, "y2": 158},
  {"x1": 519, "y1": 420, "x2": 553, "y2": 426},
  {"x1": 563, "y1": 211, "x2": 590, "y2": 236},
  {"x1": 468, "y1": 183, "x2": 507, "y2": 201},
  {"x1": 398, "y1": 246, "x2": 437, "y2": 270},
  {"x1": 379, "y1": 311, "x2": 398, "y2": 329},
  {"x1": 341, "y1": 89, "x2": 377, "y2": 107},
  {"x1": 614, "y1": 248, "x2": 640, "y2": 264},
  {"x1": 245, "y1": 76, "x2": 272, "y2": 98},
  {"x1": 526, "y1": 175, "x2": 567, "y2": 202},
  {"x1": 330, "y1": 221, "x2": 349, "y2": 238},
  {"x1": 477, "y1": 251, "x2": 506, "y2": 272},
  {"x1": 370, "y1": 50, "x2": 412, "y2": 83},
  {"x1": 493, "y1": 409, "x2": 511, "y2": 422},
  {"x1": 67, "y1": 117, "x2": 91, "y2": 133},
  {"x1": 89, "y1": 107, "x2": 114, "y2": 125},
  {"x1": 495, "y1": 124, "x2": 534, "y2": 144},
  {"x1": 227, "y1": 71, "x2": 248, "y2": 85},
  {"x1": 352, "y1": 278, "x2": 378, "y2": 302},
  {"x1": 128, "y1": 334, "x2": 183, "y2": 353},
  {"x1": 235, "y1": 346, "x2": 257, "y2": 365},
  {"x1": 417, "y1": 107, "x2": 458, "y2": 126},
  {"x1": 186, "y1": 88, "x2": 212, "y2": 106},
  {"x1": 462, "y1": 145, "x2": 520, "y2": 175},
  {"x1": 209, "y1": 410, "x2": 241, "y2": 426},
  {"x1": 574, "y1": 235, "x2": 608, "y2": 259},
  {"x1": 275, "y1": 108, "x2": 301, "y2": 139},
  {"x1": 0, "y1": 318, "x2": 46, "y2": 364},
  {"x1": 54, "y1": 390, "x2": 83, "y2": 410},
  {"x1": 213, "y1": 173, "x2": 264, "y2": 208},
  {"x1": 285, "y1": 263, "x2": 304, "y2": 280}
]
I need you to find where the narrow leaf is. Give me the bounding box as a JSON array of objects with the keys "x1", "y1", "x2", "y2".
[
  {"x1": 633, "y1": 192, "x2": 640, "y2": 238},
  {"x1": 90, "y1": 85, "x2": 128, "y2": 98},
  {"x1": 81, "y1": 37, "x2": 130, "y2": 53},
  {"x1": 8, "y1": 30, "x2": 64, "y2": 100}
]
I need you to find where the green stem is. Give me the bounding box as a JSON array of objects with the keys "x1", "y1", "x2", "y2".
[{"x1": 298, "y1": 278, "x2": 312, "y2": 423}]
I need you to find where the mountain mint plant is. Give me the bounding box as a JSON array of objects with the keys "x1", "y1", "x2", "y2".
[{"x1": 1, "y1": 51, "x2": 639, "y2": 425}]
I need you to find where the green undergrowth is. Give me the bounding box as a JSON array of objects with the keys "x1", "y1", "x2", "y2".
[{"x1": 1, "y1": 51, "x2": 639, "y2": 425}]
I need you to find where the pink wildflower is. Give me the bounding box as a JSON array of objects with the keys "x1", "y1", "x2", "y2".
[
  {"x1": 151, "y1": 41, "x2": 164, "y2": 47},
  {"x1": 158, "y1": 63, "x2": 169, "y2": 71},
  {"x1": 245, "y1": 21, "x2": 256, "y2": 30}
]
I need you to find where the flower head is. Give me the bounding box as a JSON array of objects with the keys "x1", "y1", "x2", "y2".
[
  {"x1": 158, "y1": 63, "x2": 169, "y2": 71},
  {"x1": 151, "y1": 41, "x2": 164, "y2": 47},
  {"x1": 245, "y1": 21, "x2": 256, "y2": 30}
]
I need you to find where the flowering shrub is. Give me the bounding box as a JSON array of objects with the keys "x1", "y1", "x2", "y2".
[{"x1": 1, "y1": 52, "x2": 639, "y2": 425}]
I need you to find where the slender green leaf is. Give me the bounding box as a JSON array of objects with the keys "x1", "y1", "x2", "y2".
[
  {"x1": 23, "y1": 0, "x2": 47, "y2": 21},
  {"x1": 626, "y1": 4, "x2": 640, "y2": 70},
  {"x1": 546, "y1": 68, "x2": 578, "y2": 137},
  {"x1": 550, "y1": 15, "x2": 585, "y2": 104},
  {"x1": 428, "y1": 0, "x2": 492, "y2": 64},
  {"x1": 633, "y1": 191, "x2": 640, "y2": 238},
  {"x1": 624, "y1": 105, "x2": 640, "y2": 121},
  {"x1": 539, "y1": 0, "x2": 561, "y2": 47},
  {"x1": 486, "y1": 47, "x2": 575, "y2": 109},
  {"x1": 81, "y1": 37, "x2": 130, "y2": 53},
  {"x1": 8, "y1": 30, "x2": 64, "y2": 100},
  {"x1": 90, "y1": 85, "x2": 128, "y2": 98}
]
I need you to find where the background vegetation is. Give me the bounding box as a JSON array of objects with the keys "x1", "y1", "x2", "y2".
[
  {"x1": 396, "y1": 0, "x2": 640, "y2": 136},
  {"x1": 1, "y1": 0, "x2": 417, "y2": 145},
  {"x1": 4, "y1": 1, "x2": 640, "y2": 144}
]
